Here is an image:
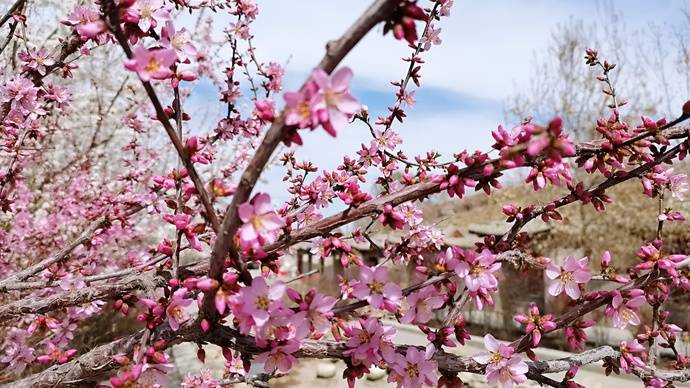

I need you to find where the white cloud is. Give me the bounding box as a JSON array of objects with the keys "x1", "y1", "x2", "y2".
[{"x1": 249, "y1": 0, "x2": 688, "y2": 102}]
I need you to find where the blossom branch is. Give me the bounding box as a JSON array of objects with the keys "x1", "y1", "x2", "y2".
[
  {"x1": 201, "y1": 0, "x2": 403, "y2": 319},
  {"x1": 101, "y1": 0, "x2": 220, "y2": 232},
  {"x1": 2, "y1": 123, "x2": 689, "y2": 319},
  {"x1": 0, "y1": 271, "x2": 166, "y2": 323},
  {"x1": 0, "y1": 204, "x2": 144, "y2": 288}
]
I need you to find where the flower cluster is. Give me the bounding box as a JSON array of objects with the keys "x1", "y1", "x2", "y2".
[
  {"x1": 352, "y1": 265, "x2": 403, "y2": 312},
  {"x1": 447, "y1": 248, "x2": 500, "y2": 309},
  {"x1": 473, "y1": 335, "x2": 529, "y2": 387},
  {"x1": 546, "y1": 256, "x2": 592, "y2": 300},
  {"x1": 284, "y1": 67, "x2": 360, "y2": 139},
  {"x1": 513, "y1": 303, "x2": 556, "y2": 347},
  {"x1": 237, "y1": 193, "x2": 286, "y2": 251}
]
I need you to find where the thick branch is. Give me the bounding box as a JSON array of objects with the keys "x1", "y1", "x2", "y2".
[
  {"x1": 2, "y1": 334, "x2": 144, "y2": 388},
  {"x1": 8, "y1": 264, "x2": 688, "y2": 386},
  {"x1": 0, "y1": 271, "x2": 166, "y2": 322},
  {"x1": 201, "y1": 0, "x2": 402, "y2": 319}
]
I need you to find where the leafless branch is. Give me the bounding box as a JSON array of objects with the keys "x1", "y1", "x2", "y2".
[{"x1": 0, "y1": 0, "x2": 25, "y2": 29}]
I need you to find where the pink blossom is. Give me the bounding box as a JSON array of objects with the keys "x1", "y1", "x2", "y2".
[
  {"x1": 400, "y1": 90, "x2": 416, "y2": 107},
  {"x1": 181, "y1": 368, "x2": 220, "y2": 388},
  {"x1": 357, "y1": 142, "x2": 382, "y2": 167},
  {"x1": 229, "y1": 21, "x2": 250, "y2": 39},
  {"x1": 375, "y1": 129, "x2": 402, "y2": 150},
  {"x1": 634, "y1": 243, "x2": 686, "y2": 276},
  {"x1": 237, "y1": 0, "x2": 259, "y2": 20},
  {"x1": 619, "y1": 339, "x2": 647, "y2": 373},
  {"x1": 645, "y1": 377, "x2": 669, "y2": 388},
  {"x1": 401, "y1": 286, "x2": 445, "y2": 324},
  {"x1": 164, "y1": 213, "x2": 191, "y2": 230},
  {"x1": 230, "y1": 277, "x2": 286, "y2": 329},
  {"x1": 256, "y1": 341, "x2": 299, "y2": 374},
  {"x1": 436, "y1": 164, "x2": 475, "y2": 198},
  {"x1": 124, "y1": 47, "x2": 177, "y2": 82},
  {"x1": 284, "y1": 83, "x2": 319, "y2": 129},
  {"x1": 378, "y1": 204, "x2": 406, "y2": 229},
  {"x1": 662, "y1": 168, "x2": 688, "y2": 200},
  {"x1": 166, "y1": 288, "x2": 193, "y2": 331},
  {"x1": 289, "y1": 288, "x2": 337, "y2": 338},
  {"x1": 265, "y1": 62, "x2": 284, "y2": 92},
  {"x1": 311, "y1": 67, "x2": 360, "y2": 136},
  {"x1": 19, "y1": 48, "x2": 55, "y2": 76},
  {"x1": 487, "y1": 356, "x2": 529, "y2": 388},
  {"x1": 469, "y1": 287, "x2": 496, "y2": 311},
  {"x1": 382, "y1": 0, "x2": 428, "y2": 44},
  {"x1": 110, "y1": 364, "x2": 144, "y2": 387},
  {"x1": 63, "y1": 5, "x2": 107, "y2": 41},
  {"x1": 472, "y1": 334, "x2": 515, "y2": 365},
  {"x1": 405, "y1": 225, "x2": 444, "y2": 254},
  {"x1": 420, "y1": 23, "x2": 442, "y2": 51},
  {"x1": 237, "y1": 193, "x2": 286, "y2": 250},
  {"x1": 131, "y1": 0, "x2": 170, "y2": 33},
  {"x1": 162, "y1": 213, "x2": 203, "y2": 251},
  {"x1": 546, "y1": 256, "x2": 591, "y2": 299},
  {"x1": 440, "y1": 0, "x2": 453, "y2": 16},
  {"x1": 388, "y1": 345, "x2": 438, "y2": 388},
  {"x1": 565, "y1": 320, "x2": 595, "y2": 351},
  {"x1": 0, "y1": 77, "x2": 39, "y2": 118},
  {"x1": 36, "y1": 342, "x2": 77, "y2": 365},
  {"x1": 605, "y1": 290, "x2": 645, "y2": 329},
  {"x1": 452, "y1": 249, "x2": 500, "y2": 292},
  {"x1": 223, "y1": 349, "x2": 247, "y2": 376},
  {"x1": 0, "y1": 329, "x2": 35, "y2": 373},
  {"x1": 255, "y1": 306, "x2": 309, "y2": 344},
  {"x1": 138, "y1": 352, "x2": 174, "y2": 387},
  {"x1": 44, "y1": 84, "x2": 72, "y2": 109},
  {"x1": 398, "y1": 203, "x2": 423, "y2": 228},
  {"x1": 513, "y1": 303, "x2": 556, "y2": 347},
  {"x1": 299, "y1": 176, "x2": 335, "y2": 208},
  {"x1": 27, "y1": 315, "x2": 60, "y2": 335},
  {"x1": 351, "y1": 265, "x2": 402, "y2": 312},
  {"x1": 473, "y1": 335, "x2": 528, "y2": 388},
  {"x1": 526, "y1": 160, "x2": 572, "y2": 190},
  {"x1": 161, "y1": 21, "x2": 198, "y2": 62},
  {"x1": 254, "y1": 98, "x2": 276, "y2": 122},
  {"x1": 345, "y1": 317, "x2": 397, "y2": 366},
  {"x1": 338, "y1": 180, "x2": 373, "y2": 207}
]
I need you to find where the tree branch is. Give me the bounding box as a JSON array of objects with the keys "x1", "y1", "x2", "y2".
[
  {"x1": 0, "y1": 0, "x2": 25, "y2": 28},
  {"x1": 201, "y1": 0, "x2": 403, "y2": 320},
  {"x1": 101, "y1": 0, "x2": 221, "y2": 232},
  {"x1": 0, "y1": 204, "x2": 144, "y2": 288},
  {"x1": 0, "y1": 270, "x2": 166, "y2": 322}
]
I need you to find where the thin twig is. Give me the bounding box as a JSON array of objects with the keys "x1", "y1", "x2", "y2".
[{"x1": 102, "y1": 0, "x2": 220, "y2": 232}]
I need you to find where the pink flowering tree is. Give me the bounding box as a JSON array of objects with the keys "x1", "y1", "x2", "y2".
[{"x1": 0, "y1": 1, "x2": 690, "y2": 387}]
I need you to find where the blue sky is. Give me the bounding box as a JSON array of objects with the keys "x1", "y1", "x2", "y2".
[{"x1": 185, "y1": 0, "x2": 690, "y2": 202}]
